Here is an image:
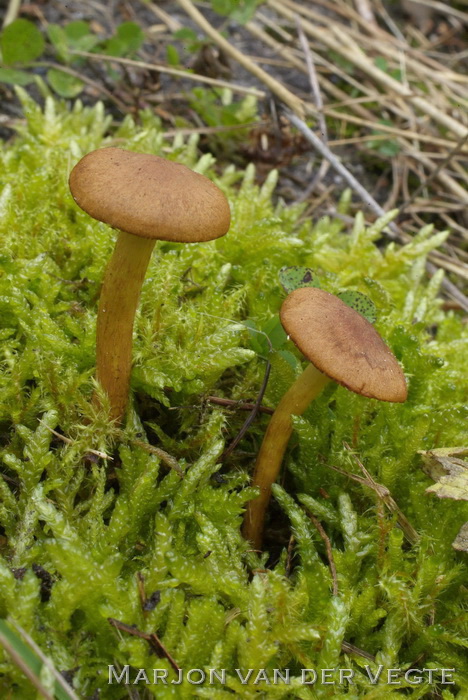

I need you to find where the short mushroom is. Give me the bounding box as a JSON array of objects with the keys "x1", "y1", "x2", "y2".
[
  {"x1": 69, "y1": 147, "x2": 230, "y2": 422},
  {"x1": 243, "y1": 286, "x2": 407, "y2": 549}
]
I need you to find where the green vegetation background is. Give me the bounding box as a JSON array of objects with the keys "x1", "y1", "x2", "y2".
[{"x1": 0, "y1": 91, "x2": 467, "y2": 698}]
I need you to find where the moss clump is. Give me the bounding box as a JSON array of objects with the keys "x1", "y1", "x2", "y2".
[{"x1": 0, "y1": 91, "x2": 467, "y2": 698}]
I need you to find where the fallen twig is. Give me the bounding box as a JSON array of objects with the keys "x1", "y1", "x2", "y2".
[
  {"x1": 2, "y1": 0, "x2": 21, "y2": 27},
  {"x1": 108, "y1": 618, "x2": 180, "y2": 673},
  {"x1": 295, "y1": 16, "x2": 330, "y2": 196},
  {"x1": 222, "y1": 360, "x2": 271, "y2": 460},
  {"x1": 341, "y1": 640, "x2": 376, "y2": 662},
  {"x1": 129, "y1": 438, "x2": 183, "y2": 477},
  {"x1": 206, "y1": 396, "x2": 274, "y2": 414},
  {"x1": 140, "y1": 0, "x2": 182, "y2": 32},
  {"x1": 38, "y1": 420, "x2": 113, "y2": 461},
  {"x1": 296, "y1": 19, "x2": 327, "y2": 143},
  {"x1": 354, "y1": 0, "x2": 378, "y2": 26},
  {"x1": 69, "y1": 49, "x2": 265, "y2": 98},
  {"x1": 285, "y1": 110, "x2": 394, "y2": 225}
]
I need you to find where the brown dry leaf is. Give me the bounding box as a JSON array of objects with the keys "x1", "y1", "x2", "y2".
[
  {"x1": 426, "y1": 458, "x2": 468, "y2": 500},
  {"x1": 453, "y1": 523, "x2": 468, "y2": 553},
  {"x1": 420, "y1": 447, "x2": 468, "y2": 459},
  {"x1": 419, "y1": 448, "x2": 468, "y2": 552},
  {"x1": 419, "y1": 447, "x2": 468, "y2": 499}
]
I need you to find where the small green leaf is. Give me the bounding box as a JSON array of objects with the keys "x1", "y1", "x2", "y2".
[
  {"x1": 374, "y1": 56, "x2": 388, "y2": 72},
  {"x1": 117, "y1": 22, "x2": 144, "y2": 49},
  {"x1": 369, "y1": 119, "x2": 401, "y2": 157},
  {"x1": 173, "y1": 28, "x2": 198, "y2": 42},
  {"x1": 1, "y1": 19, "x2": 45, "y2": 65},
  {"x1": 48, "y1": 22, "x2": 98, "y2": 62},
  {"x1": 64, "y1": 20, "x2": 91, "y2": 42},
  {"x1": 245, "y1": 316, "x2": 287, "y2": 356},
  {"x1": 373, "y1": 139, "x2": 400, "y2": 157},
  {"x1": 104, "y1": 38, "x2": 124, "y2": 57},
  {"x1": 211, "y1": 0, "x2": 260, "y2": 23},
  {"x1": 230, "y1": 1, "x2": 261, "y2": 24},
  {"x1": 166, "y1": 44, "x2": 180, "y2": 66},
  {"x1": 337, "y1": 290, "x2": 377, "y2": 323},
  {"x1": 277, "y1": 349, "x2": 300, "y2": 371},
  {"x1": 47, "y1": 24, "x2": 69, "y2": 62},
  {"x1": 244, "y1": 320, "x2": 264, "y2": 356},
  {"x1": 279, "y1": 266, "x2": 321, "y2": 294},
  {"x1": 211, "y1": 0, "x2": 233, "y2": 14},
  {"x1": 173, "y1": 28, "x2": 201, "y2": 53},
  {"x1": 262, "y1": 316, "x2": 287, "y2": 351},
  {"x1": 105, "y1": 22, "x2": 144, "y2": 57},
  {"x1": 46, "y1": 68, "x2": 84, "y2": 98},
  {"x1": 246, "y1": 324, "x2": 263, "y2": 355},
  {"x1": 0, "y1": 67, "x2": 34, "y2": 86},
  {"x1": 65, "y1": 21, "x2": 99, "y2": 52}
]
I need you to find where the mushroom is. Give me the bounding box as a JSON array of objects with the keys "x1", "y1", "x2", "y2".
[
  {"x1": 243, "y1": 286, "x2": 407, "y2": 548},
  {"x1": 69, "y1": 147, "x2": 230, "y2": 422}
]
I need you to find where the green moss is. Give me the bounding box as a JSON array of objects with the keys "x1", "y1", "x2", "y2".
[{"x1": 0, "y1": 90, "x2": 467, "y2": 698}]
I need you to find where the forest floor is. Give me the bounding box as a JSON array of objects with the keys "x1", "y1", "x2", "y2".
[{"x1": 5, "y1": 0, "x2": 466, "y2": 306}]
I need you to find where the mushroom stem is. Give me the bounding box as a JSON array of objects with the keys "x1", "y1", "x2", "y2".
[
  {"x1": 243, "y1": 362, "x2": 330, "y2": 548},
  {"x1": 95, "y1": 231, "x2": 156, "y2": 422}
]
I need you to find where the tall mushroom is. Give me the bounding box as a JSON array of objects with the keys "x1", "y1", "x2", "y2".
[
  {"x1": 243, "y1": 287, "x2": 407, "y2": 549},
  {"x1": 69, "y1": 147, "x2": 230, "y2": 422}
]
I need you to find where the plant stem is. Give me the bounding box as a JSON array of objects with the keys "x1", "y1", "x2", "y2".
[
  {"x1": 95, "y1": 231, "x2": 156, "y2": 422},
  {"x1": 243, "y1": 362, "x2": 330, "y2": 549}
]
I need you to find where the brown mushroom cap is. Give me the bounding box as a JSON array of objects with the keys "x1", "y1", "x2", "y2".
[
  {"x1": 280, "y1": 287, "x2": 407, "y2": 403},
  {"x1": 69, "y1": 147, "x2": 231, "y2": 242}
]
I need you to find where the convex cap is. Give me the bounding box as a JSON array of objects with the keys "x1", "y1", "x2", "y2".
[
  {"x1": 280, "y1": 287, "x2": 407, "y2": 403},
  {"x1": 69, "y1": 147, "x2": 231, "y2": 242}
]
